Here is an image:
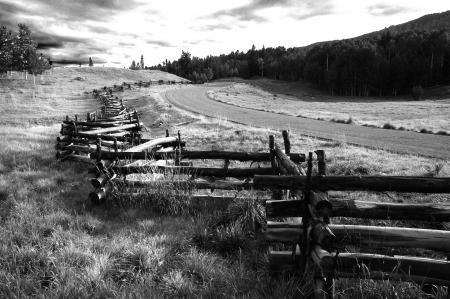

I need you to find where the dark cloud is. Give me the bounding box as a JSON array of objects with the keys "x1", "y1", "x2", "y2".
[
  {"x1": 0, "y1": 2, "x2": 32, "y2": 27},
  {"x1": 34, "y1": 31, "x2": 88, "y2": 50},
  {"x1": 145, "y1": 39, "x2": 175, "y2": 47},
  {"x1": 208, "y1": 0, "x2": 334, "y2": 23},
  {"x1": 0, "y1": 0, "x2": 139, "y2": 25},
  {"x1": 368, "y1": 4, "x2": 410, "y2": 16}
]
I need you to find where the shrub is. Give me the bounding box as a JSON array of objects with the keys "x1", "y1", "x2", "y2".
[
  {"x1": 419, "y1": 128, "x2": 433, "y2": 134},
  {"x1": 383, "y1": 123, "x2": 396, "y2": 130}
]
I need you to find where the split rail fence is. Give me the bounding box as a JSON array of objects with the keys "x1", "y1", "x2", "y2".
[{"x1": 56, "y1": 81, "x2": 450, "y2": 298}]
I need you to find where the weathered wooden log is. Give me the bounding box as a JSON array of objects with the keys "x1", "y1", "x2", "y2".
[
  {"x1": 83, "y1": 123, "x2": 140, "y2": 136},
  {"x1": 254, "y1": 175, "x2": 450, "y2": 193},
  {"x1": 265, "y1": 222, "x2": 450, "y2": 252},
  {"x1": 62, "y1": 120, "x2": 138, "y2": 127},
  {"x1": 57, "y1": 144, "x2": 97, "y2": 153},
  {"x1": 157, "y1": 146, "x2": 175, "y2": 153},
  {"x1": 56, "y1": 150, "x2": 72, "y2": 159},
  {"x1": 91, "y1": 173, "x2": 117, "y2": 189},
  {"x1": 111, "y1": 165, "x2": 273, "y2": 178},
  {"x1": 62, "y1": 131, "x2": 134, "y2": 142},
  {"x1": 273, "y1": 144, "x2": 303, "y2": 176},
  {"x1": 90, "y1": 150, "x2": 305, "y2": 162},
  {"x1": 270, "y1": 251, "x2": 450, "y2": 285},
  {"x1": 89, "y1": 184, "x2": 112, "y2": 204},
  {"x1": 125, "y1": 137, "x2": 177, "y2": 152},
  {"x1": 266, "y1": 198, "x2": 450, "y2": 221},
  {"x1": 120, "y1": 178, "x2": 253, "y2": 190}
]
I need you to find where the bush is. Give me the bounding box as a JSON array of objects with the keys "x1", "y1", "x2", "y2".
[{"x1": 383, "y1": 123, "x2": 396, "y2": 130}]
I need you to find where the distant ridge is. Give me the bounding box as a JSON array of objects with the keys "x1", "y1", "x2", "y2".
[
  {"x1": 361, "y1": 10, "x2": 450, "y2": 38},
  {"x1": 299, "y1": 10, "x2": 450, "y2": 52}
]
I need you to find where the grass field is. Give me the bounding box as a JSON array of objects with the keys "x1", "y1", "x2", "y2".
[
  {"x1": 1, "y1": 68, "x2": 449, "y2": 298},
  {"x1": 208, "y1": 79, "x2": 450, "y2": 135}
]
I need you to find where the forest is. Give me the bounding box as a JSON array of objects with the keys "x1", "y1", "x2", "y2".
[{"x1": 151, "y1": 29, "x2": 450, "y2": 97}]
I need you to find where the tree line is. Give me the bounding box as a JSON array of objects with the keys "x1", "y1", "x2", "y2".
[
  {"x1": 151, "y1": 29, "x2": 450, "y2": 97},
  {"x1": 0, "y1": 24, "x2": 51, "y2": 75}
]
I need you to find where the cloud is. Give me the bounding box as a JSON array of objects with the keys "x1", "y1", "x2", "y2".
[
  {"x1": 207, "y1": 0, "x2": 333, "y2": 23},
  {"x1": 145, "y1": 39, "x2": 175, "y2": 47},
  {"x1": 289, "y1": 1, "x2": 334, "y2": 20},
  {"x1": 194, "y1": 23, "x2": 234, "y2": 31},
  {"x1": 183, "y1": 38, "x2": 216, "y2": 46},
  {"x1": 0, "y1": 2, "x2": 32, "y2": 27},
  {"x1": 34, "y1": 31, "x2": 88, "y2": 50},
  {"x1": 368, "y1": 4, "x2": 410, "y2": 16}
]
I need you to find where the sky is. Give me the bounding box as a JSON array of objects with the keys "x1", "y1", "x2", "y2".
[{"x1": 0, "y1": 0, "x2": 449, "y2": 67}]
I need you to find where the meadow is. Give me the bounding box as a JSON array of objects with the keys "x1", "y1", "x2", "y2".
[
  {"x1": 208, "y1": 79, "x2": 450, "y2": 135},
  {"x1": 0, "y1": 68, "x2": 449, "y2": 298}
]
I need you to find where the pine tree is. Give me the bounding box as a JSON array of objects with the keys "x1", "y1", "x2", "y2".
[
  {"x1": 140, "y1": 55, "x2": 144, "y2": 69},
  {"x1": 89, "y1": 57, "x2": 93, "y2": 66},
  {"x1": 130, "y1": 60, "x2": 136, "y2": 69}
]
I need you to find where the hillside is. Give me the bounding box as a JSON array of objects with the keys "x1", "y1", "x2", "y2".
[
  {"x1": 369, "y1": 10, "x2": 450, "y2": 37},
  {"x1": 0, "y1": 67, "x2": 188, "y2": 126}
]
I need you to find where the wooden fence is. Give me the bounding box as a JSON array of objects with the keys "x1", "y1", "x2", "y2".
[{"x1": 56, "y1": 80, "x2": 450, "y2": 298}]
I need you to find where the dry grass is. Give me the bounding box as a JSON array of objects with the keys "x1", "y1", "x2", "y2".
[
  {"x1": 208, "y1": 79, "x2": 450, "y2": 134},
  {"x1": 0, "y1": 68, "x2": 449, "y2": 298}
]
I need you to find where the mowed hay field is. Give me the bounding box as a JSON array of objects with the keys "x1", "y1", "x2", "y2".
[
  {"x1": 208, "y1": 79, "x2": 450, "y2": 134},
  {"x1": 1, "y1": 68, "x2": 450, "y2": 298}
]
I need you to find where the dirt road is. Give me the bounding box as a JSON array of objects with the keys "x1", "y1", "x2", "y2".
[{"x1": 164, "y1": 84, "x2": 450, "y2": 160}]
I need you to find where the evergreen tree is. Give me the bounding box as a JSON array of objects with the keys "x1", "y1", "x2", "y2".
[
  {"x1": 89, "y1": 57, "x2": 93, "y2": 66},
  {"x1": 140, "y1": 55, "x2": 144, "y2": 69}
]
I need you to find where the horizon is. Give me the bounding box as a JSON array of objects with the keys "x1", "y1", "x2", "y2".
[{"x1": 1, "y1": 0, "x2": 449, "y2": 67}]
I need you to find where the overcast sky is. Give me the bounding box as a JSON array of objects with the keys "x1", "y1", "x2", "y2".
[{"x1": 0, "y1": 0, "x2": 448, "y2": 67}]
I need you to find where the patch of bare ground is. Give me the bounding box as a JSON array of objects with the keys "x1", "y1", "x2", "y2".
[
  {"x1": 207, "y1": 79, "x2": 450, "y2": 135},
  {"x1": 0, "y1": 68, "x2": 449, "y2": 298}
]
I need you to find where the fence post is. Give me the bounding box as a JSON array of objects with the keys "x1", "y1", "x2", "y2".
[
  {"x1": 96, "y1": 138, "x2": 102, "y2": 163},
  {"x1": 269, "y1": 135, "x2": 282, "y2": 200},
  {"x1": 282, "y1": 130, "x2": 291, "y2": 155}
]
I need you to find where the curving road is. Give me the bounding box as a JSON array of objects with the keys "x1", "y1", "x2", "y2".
[{"x1": 163, "y1": 84, "x2": 450, "y2": 160}]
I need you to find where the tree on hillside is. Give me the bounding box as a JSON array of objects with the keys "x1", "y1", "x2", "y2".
[
  {"x1": 130, "y1": 60, "x2": 137, "y2": 70},
  {"x1": 140, "y1": 55, "x2": 144, "y2": 69},
  {"x1": 257, "y1": 57, "x2": 264, "y2": 77},
  {"x1": 12, "y1": 24, "x2": 36, "y2": 74},
  {"x1": 179, "y1": 51, "x2": 191, "y2": 77},
  {"x1": 89, "y1": 57, "x2": 93, "y2": 66},
  {"x1": 27, "y1": 52, "x2": 51, "y2": 84},
  {"x1": 0, "y1": 26, "x2": 13, "y2": 73}
]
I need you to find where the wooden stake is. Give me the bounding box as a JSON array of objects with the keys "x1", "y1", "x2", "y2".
[
  {"x1": 282, "y1": 130, "x2": 291, "y2": 155},
  {"x1": 113, "y1": 138, "x2": 118, "y2": 153},
  {"x1": 96, "y1": 138, "x2": 102, "y2": 162}
]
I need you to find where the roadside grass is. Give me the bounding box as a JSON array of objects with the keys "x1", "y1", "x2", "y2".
[
  {"x1": 208, "y1": 81, "x2": 450, "y2": 135},
  {"x1": 1, "y1": 69, "x2": 449, "y2": 298}
]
